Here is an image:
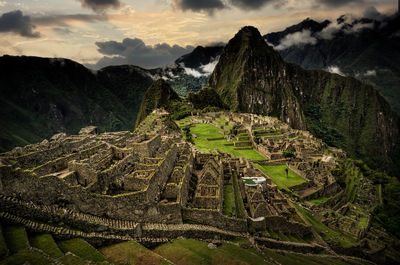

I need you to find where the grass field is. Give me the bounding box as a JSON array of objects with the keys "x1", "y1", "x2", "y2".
[
  {"x1": 188, "y1": 123, "x2": 265, "y2": 160},
  {"x1": 57, "y1": 238, "x2": 107, "y2": 263},
  {"x1": 2, "y1": 226, "x2": 29, "y2": 253},
  {"x1": 154, "y1": 238, "x2": 272, "y2": 265},
  {"x1": 256, "y1": 164, "x2": 305, "y2": 191},
  {"x1": 100, "y1": 241, "x2": 172, "y2": 265},
  {"x1": 29, "y1": 234, "x2": 63, "y2": 259}
]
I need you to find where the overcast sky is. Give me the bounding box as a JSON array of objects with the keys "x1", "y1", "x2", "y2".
[{"x1": 0, "y1": 0, "x2": 397, "y2": 69}]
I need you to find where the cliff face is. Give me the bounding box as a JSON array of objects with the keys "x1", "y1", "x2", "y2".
[
  {"x1": 209, "y1": 26, "x2": 400, "y2": 175},
  {"x1": 209, "y1": 26, "x2": 305, "y2": 129},
  {"x1": 135, "y1": 79, "x2": 180, "y2": 127}
]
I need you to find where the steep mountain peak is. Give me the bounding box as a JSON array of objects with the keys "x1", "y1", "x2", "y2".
[
  {"x1": 208, "y1": 25, "x2": 400, "y2": 176},
  {"x1": 209, "y1": 26, "x2": 291, "y2": 121},
  {"x1": 135, "y1": 79, "x2": 180, "y2": 128}
]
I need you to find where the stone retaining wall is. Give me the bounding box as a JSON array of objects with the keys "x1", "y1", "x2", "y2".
[{"x1": 182, "y1": 207, "x2": 247, "y2": 232}]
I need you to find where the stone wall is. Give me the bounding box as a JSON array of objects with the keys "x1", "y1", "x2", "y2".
[
  {"x1": 255, "y1": 237, "x2": 325, "y2": 254},
  {"x1": 0, "y1": 144, "x2": 179, "y2": 223},
  {"x1": 182, "y1": 207, "x2": 247, "y2": 232},
  {"x1": 132, "y1": 134, "x2": 161, "y2": 157}
]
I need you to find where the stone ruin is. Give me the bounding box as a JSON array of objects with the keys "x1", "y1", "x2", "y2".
[{"x1": 0, "y1": 109, "x2": 396, "y2": 263}]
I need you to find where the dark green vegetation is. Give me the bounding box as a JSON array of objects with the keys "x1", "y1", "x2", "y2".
[
  {"x1": 57, "y1": 238, "x2": 107, "y2": 263},
  {"x1": 333, "y1": 159, "x2": 400, "y2": 238},
  {"x1": 0, "y1": 56, "x2": 153, "y2": 152},
  {"x1": 293, "y1": 203, "x2": 358, "y2": 249},
  {"x1": 186, "y1": 86, "x2": 225, "y2": 110},
  {"x1": 135, "y1": 79, "x2": 181, "y2": 127},
  {"x1": 208, "y1": 26, "x2": 400, "y2": 176},
  {"x1": 29, "y1": 234, "x2": 63, "y2": 259},
  {"x1": 265, "y1": 15, "x2": 400, "y2": 115}
]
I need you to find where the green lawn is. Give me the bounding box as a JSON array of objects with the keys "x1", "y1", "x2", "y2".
[
  {"x1": 57, "y1": 238, "x2": 107, "y2": 263},
  {"x1": 188, "y1": 123, "x2": 265, "y2": 161},
  {"x1": 154, "y1": 238, "x2": 272, "y2": 265},
  {"x1": 29, "y1": 234, "x2": 63, "y2": 259},
  {"x1": 223, "y1": 185, "x2": 235, "y2": 217},
  {"x1": 100, "y1": 241, "x2": 172, "y2": 265},
  {"x1": 256, "y1": 164, "x2": 305, "y2": 191}
]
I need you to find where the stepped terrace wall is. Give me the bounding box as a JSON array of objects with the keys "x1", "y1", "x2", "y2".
[{"x1": 182, "y1": 207, "x2": 247, "y2": 232}]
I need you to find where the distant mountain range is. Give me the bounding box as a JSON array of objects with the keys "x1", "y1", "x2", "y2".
[
  {"x1": 0, "y1": 45, "x2": 223, "y2": 152},
  {"x1": 264, "y1": 14, "x2": 400, "y2": 114}
]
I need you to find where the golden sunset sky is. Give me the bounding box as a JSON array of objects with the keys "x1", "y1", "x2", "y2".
[{"x1": 0, "y1": 0, "x2": 397, "y2": 68}]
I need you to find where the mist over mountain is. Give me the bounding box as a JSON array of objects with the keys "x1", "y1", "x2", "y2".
[{"x1": 264, "y1": 13, "x2": 400, "y2": 114}]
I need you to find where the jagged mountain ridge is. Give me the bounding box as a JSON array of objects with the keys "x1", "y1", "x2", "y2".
[
  {"x1": 209, "y1": 26, "x2": 400, "y2": 175},
  {"x1": 264, "y1": 15, "x2": 400, "y2": 114}
]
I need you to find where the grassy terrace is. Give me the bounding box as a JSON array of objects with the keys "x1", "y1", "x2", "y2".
[
  {"x1": 293, "y1": 203, "x2": 358, "y2": 249},
  {"x1": 186, "y1": 123, "x2": 265, "y2": 161},
  {"x1": 308, "y1": 197, "x2": 329, "y2": 205},
  {"x1": 223, "y1": 185, "x2": 235, "y2": 217},
  {"x1": 256, "y1": 164, "x2": 305, "y2": 191},
  {"x1": 154, "y1": 238, "x2": 271, "y2": 265}
]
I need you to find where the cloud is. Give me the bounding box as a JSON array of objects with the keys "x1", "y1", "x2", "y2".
[
  {"x1": 327, "y1": 65, "x2": 345, "y2": 76},
  {"x1": 363, "y1": 6, "x2": 386, "y2": 21},
  {"x1": 93, "y1": 37, "x2": 195, "y2": 69},
  {"x1": 274, "y1": 30, "x2": 317, "y2": 50},
  {"x1": 32, "y1": 14, "x2": 107, "y2": 27},
  {"x1": 230, "y1": 0, "x2": 284, "y2": 10},
  {"x1": 0, "y1": 10, "x2": 40, "y2": 38},
  {"x1": 318, "y1": 15, "x2": 374, "y2": 40},
  {"x1": 316, "y1": 0, "x2": 363, "y2": 7},
  {"x1": 78, "y1": 0, "x2": 121, "y2": 12},
  {"x1": 174, "y1": 0, "x2": 225, "y2": 14}
]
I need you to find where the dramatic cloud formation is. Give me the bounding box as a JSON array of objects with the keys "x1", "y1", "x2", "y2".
[
  {"x1": 275, "y1": 30, "x2": 317, "y2": 50},
  {"x1": 174, "y1": 0, "x2": 225, "y2": 13},
  {"x1": 0, "y1": 10, "x2": 40, "y2": 38},
  {"x1": 78, "y1": 0, "x2": 121, "y2": 12},
  {"x1": 93, "y1": 37, "x2": 195, "y2": 69},
  {"x1": 230, "y1": 0, "x2": 284, "y2": 10}
]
